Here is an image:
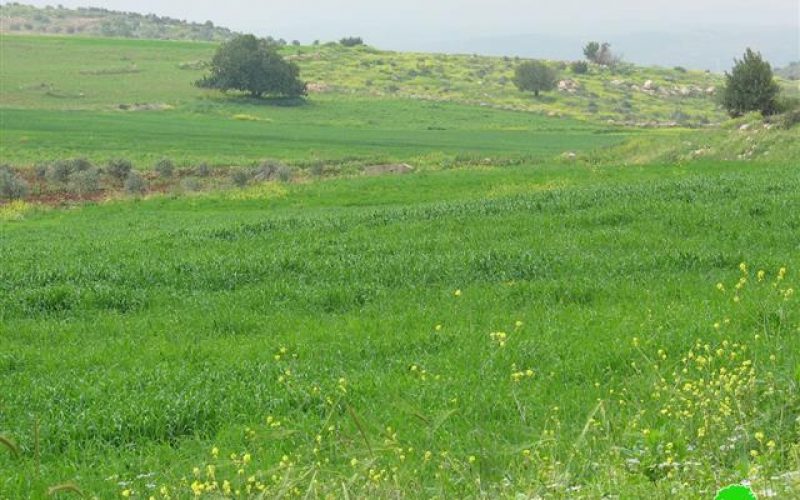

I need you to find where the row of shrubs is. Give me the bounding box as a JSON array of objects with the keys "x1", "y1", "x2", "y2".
[{"x1": 0, "y1": 158, "x2": 302, "y2": 201}]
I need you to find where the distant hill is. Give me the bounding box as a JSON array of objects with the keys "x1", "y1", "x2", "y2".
[
  {"x1": 0, "y1": 2, "x2": 238, "y2": 41},
  {"x1": 776, "y1": 62, "x2": 800, "y2": 81},
  {"x1": 412, "y1": 27, "x2": 799, "y2": 72}
]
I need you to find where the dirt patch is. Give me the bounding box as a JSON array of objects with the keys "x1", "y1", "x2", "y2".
[
  {"x1": 117, "y1": 103, "x2": 173, "y2": 111},
  {"x1": 363, "y1": 164, "x2": 415, "y2": 176}
]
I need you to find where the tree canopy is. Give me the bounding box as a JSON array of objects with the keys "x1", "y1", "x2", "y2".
[
  {"x1": 513, "y1": 60, "x2": 557, "y2": 97},
  {"x1": 721, "y1": 48, "x2": 780, "y2": 117},
  {"x1": 197, "y1": 34, "x2": 306, "y2": 98}
]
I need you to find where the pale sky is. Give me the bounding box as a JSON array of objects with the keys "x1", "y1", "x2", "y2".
[
  {"x1": 6, "y1": 1, "x2": 800, "y2": 66},
  {"x1": 10, "y1": 0, "x2": 798, "y2": 42}
]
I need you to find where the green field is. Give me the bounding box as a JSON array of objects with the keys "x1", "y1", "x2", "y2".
[
  {"x1": 2, "y1": 160, "x2": 800, "y2": 498},
  {"x1": 0, "y1": 99, "x2": 623, "y2": 167},
  {"x1": 2, "y1": 31, "x2": 800, "y2": 499}
]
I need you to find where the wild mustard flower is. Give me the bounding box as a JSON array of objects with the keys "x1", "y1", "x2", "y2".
[
  {"x1": 454, "y1": 289, "x2": 462, "y2": 297},
  {"x1": 490, "y1": 331, "x2": 507, "y2": 347}
]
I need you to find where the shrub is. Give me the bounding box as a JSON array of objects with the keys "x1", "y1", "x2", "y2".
[
  {"x1": 0, "y1": 166, "x2": 29, "y2": 200},
  {"x1": 124, "y1": 171, "x2": 146, "y2": 194},
  {"x1": 107, "y1": 158, "x2": 133, "y2": 182},
  {"x1": 180, "y1": 177, "x2": 202, "y2": 192},
  {"x1": 154, "y1": 158, "x2": 174, "y2": 178},
  {"x1": 69, "y1": 157, "x2": 93, "y2": 172},
  {"x1": 253, "y1": 160, "x2": 293, "y2": 182},
  {"x1": 570, "y1": 61, "x2": 589, "y2": 74},
  {"x1": 196, "y1": 163, "x2": 210, "y2": 177},
  {"x1": 673, "y1": 66, "x2": 688, "y2": 73},
  {"x1": 276, "y1": 166, "x2": 293, "y2": 183},
  {"x1": 34, "y1": 163, "x2": 48, "y2": 180},
  {"x1": 46, "y1": 160, "x2": 72, "y2": 184},
  {"x1": 231, "y1": 169, "x2": 250, "y2": 187},
  {"x1": 69, "y1": 168, "x2": 101, "y2": 196},
  {"x1": 775, "y1": 108, "x2": 800, "y2": 129}
]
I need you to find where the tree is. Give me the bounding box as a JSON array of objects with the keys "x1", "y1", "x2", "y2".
[
  {"x1": 595, "y1": 43, "x2": 620, "y2": 67},
  {"x1": 583, "y1": 42, "x2": 600, "y2": 62},
  {"x1": 197, "y1": 34, "x2": 306, "y2": 98},
  {"x1": 721, "y1": 48, "x2": 780, "y2": 117},
  {"x1": 513, "y1": 60, "x2": 557, "y2": 97},
  {"x1": 583, "y1": 41, "x2": 621, "y2": 67},
  {"x1": 340, "y1": 37, "x2": 364, "y2": 47}
]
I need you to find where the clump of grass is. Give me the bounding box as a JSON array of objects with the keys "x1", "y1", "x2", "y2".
[
  {"x1": 0, "y1": 435, "x2": 20, "y2": 458},
  {"x1": 46, "y1": 483, "x2": 85, "y2": 497}
]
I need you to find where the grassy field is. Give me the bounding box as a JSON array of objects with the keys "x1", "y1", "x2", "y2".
[
  {"x1": 2, "y1": 160, "x2": 800, "y2": 498},
  {"x1": 2, "y1": 29, "x2": 800, "y2": 500},
  {"x1": 0, "y1": 99, "x2": 623, "y2": 168}
]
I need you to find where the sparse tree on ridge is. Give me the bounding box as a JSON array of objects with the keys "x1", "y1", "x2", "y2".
[
  {"x1": 583, "y1": 42, "x2": 600, "y2": 62},
  {"x1": 721, "y1": 48, "x2": 780, "y2": 117},
  {"x1": 196, "y1": 34, "x2": 306, "y2": 98},
  {"x1": 583, "y1": 41, "x2": 620, "y2": 67},
  {"x1": 513, "y1": 60, "x2": 558, "y2": 97}
]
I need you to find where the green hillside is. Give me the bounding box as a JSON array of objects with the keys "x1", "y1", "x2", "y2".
[
  {"x1": 1, "y1": 34, "x2": 726, "y2": 125},
  {"x1": 1, "y1": 25, "x2": 799, "y2": 500},
  {"x1": 0, "y1": 3, "x2": 236, "y2": 41}
]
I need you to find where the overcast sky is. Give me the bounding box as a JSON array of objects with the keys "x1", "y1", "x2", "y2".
[
  {"x1": 7, "y1": 1, "x2": 800, "y2": 66},
  {"x1": 10, "y1": 0, "x2": 798, "y2": 42}
]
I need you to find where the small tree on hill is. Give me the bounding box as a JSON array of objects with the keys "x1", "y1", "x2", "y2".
[
  {"x1": 721, "y1": 48, "x2": 780, "y2": 117},
  {"x1": 513, "y1": 60, "x2": 557, "y2": 97},
  {"x1": 340, "y1": 37, "x2": 364, "y2": 47},
  {"x1": 583, "y1": 41, "x2": 620, "y2": 67},
  {"x1": 197, "y1": 34, "x2": 306, "y2": 98},
  {"x1": 583, "y1": 42, "x2": 600, "y2": 62}
]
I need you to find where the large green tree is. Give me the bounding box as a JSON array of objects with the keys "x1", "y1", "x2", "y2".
[
  {"x1": 721, "y1": 48, "x2": 780, "y2": 117},
  {"x1": 513, "y1": 60, "x2": 557, "y2": 97},
  {"x1": 197, "y1": 35, "x2": 306, "y2": 98}
]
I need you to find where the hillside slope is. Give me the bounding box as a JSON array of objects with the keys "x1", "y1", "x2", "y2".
[
  {"x1": 0, "y1": 34, "x2": 728, "y2": 127},
  {"x1": 0, "y1": 3, "x2": 237, "y2": 41}
]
